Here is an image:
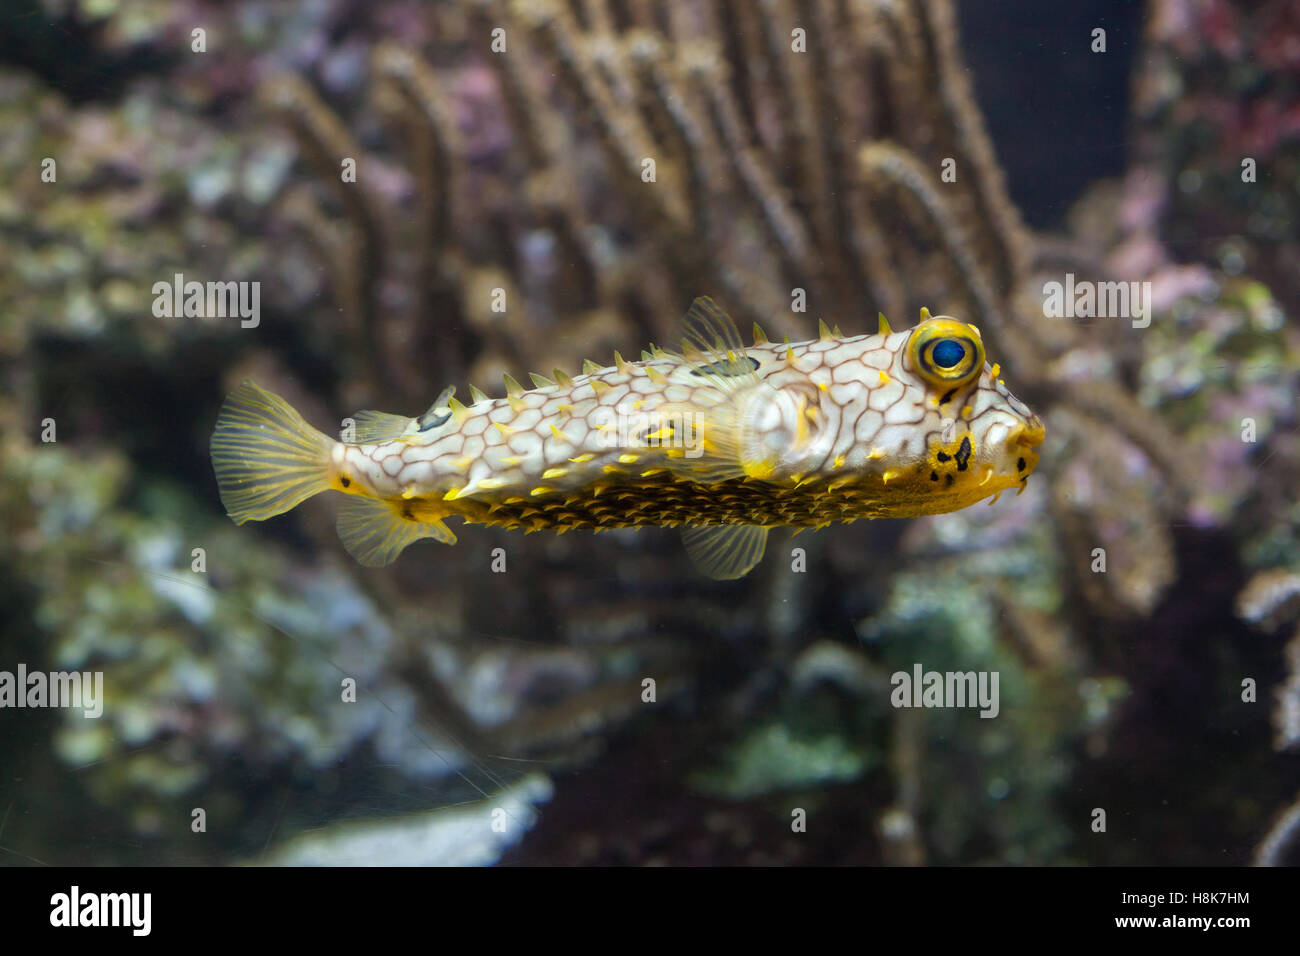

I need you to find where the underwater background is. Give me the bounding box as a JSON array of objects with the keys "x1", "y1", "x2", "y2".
[{"x1": 1, "y1": 0, "x2": 1298, "y2": 866}]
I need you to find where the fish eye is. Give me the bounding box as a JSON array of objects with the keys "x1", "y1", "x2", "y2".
[
  {"x1": 931, "y1": 339, "x2": 966, "y2": 368},
  {"x1": 909, "y1": 317, "x2": 984, "y2": 387}
]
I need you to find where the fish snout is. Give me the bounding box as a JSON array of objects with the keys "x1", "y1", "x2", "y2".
[
  {"x1": 1004, "y1": 416, "x2": 1045, "y2": 480},
  {"x1": 1011, "y1": 416, "x2": 1045, "y2": 450}
]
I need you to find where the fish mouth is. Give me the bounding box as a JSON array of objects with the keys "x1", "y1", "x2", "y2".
[
  {"x1": 1006, "y1": 418, "x2": 1044, "y2": 483},
  {"x1": 1011, "y1": 417, "x2": 1046, "y2": 449}
]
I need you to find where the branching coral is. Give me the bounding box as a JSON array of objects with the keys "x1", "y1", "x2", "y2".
[
  {"x1": 264, "y1": 0, "x2": 1193, "y2": 629},
  {"x1": 1238, "y1": 569, "x2": 1300, "y2": 752},
  {"x1": 1238, "y1": 569, "x2": 1300, "y2": 865}
]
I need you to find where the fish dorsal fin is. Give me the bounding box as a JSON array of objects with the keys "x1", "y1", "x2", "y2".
[
  {"x1": 681, "y1": 525, "x2": 769, "y2": 580},
  {"x1": 336, "y1": 496, "x2": 455, "y2": 567},
  {"x1": 678, "y1": 297, "x2": 759, "y2": 384},
  {"x1": 415, "y1": 385, "x2": 460, "y2": 432},
  {"x1": 350, "y1": 410, "x2": 413, "y2": 443}
]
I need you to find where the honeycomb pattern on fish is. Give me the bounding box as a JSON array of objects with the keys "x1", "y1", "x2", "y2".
[{"x1": 212, "y1": 299, "x2": 1045, "y2": 577}]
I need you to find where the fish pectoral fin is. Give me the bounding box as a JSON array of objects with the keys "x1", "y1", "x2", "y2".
[
  {"x1": 350, "y1": 410, "x2": 414, "y2": 443},
  {"x1": 336, "y1": 496, "x2": 456, "y2": 567},
  {"x1": 656, "y1": 297, "x2": 784, "y2": 483},
  {"x1": 657, "y1": 384, "x2": 794, "y2": 483},
  {"x1": 681, "y1": 524, "x2": 768, "y2": 580}
]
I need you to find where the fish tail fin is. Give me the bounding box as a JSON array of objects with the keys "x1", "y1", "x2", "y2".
[{"x1": 210, "y1": 380, "x2": 336, "y2": 525}]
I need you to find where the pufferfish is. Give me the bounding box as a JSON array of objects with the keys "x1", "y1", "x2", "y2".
[{"x1": 211, "y1": 298, "x2": 1044, "y2": 579}]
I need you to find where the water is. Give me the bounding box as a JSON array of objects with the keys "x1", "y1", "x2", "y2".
[{"x1": 1, "y1": 0, "x2": 1296, "y2": 867}]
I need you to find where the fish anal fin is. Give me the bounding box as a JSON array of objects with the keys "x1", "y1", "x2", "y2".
[
  {"x1": 350, "y1": 410, "x2": 413, "y2": 443},
  {"x1": 681, "y1": 524, "x2": 768, "y2": 580},
  {"x1": 336, "y1": 496, "x2": 456, "y2": 567}
]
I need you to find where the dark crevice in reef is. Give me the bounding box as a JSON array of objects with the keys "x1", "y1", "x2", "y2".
[
  {"x1": 0, "y1": 3, "x2": 175, "y2": 104},
  {"x1": 1066, "y1": 527, "x2": 1300, "y2": 865}
]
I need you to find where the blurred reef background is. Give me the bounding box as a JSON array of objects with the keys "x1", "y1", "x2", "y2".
[{"x1": 1, "y1": 0, "x2": 1298, "y2": 865}]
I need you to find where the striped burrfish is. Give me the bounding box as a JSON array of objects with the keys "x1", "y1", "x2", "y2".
[{"x1": 211, "y1": 298, "x2": 1044, "y2": 579}]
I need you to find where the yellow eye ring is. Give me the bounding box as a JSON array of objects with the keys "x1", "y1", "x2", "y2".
[{"x1": 908, "y1": 317, "x2": 984, "y2": 387}]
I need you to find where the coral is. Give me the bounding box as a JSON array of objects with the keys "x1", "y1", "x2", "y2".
[
  {"x1": 258, "y1": 773, "x2": 553, "y2": 865},
  {"x1": 1238, "y1": 568, "x2": 1300, "y2": 865},
  {"x1": 272, "y1": 1, "x2": 1198, "y2": 626},
  {"x1": 1237, "y1": 569, "x2": 1300, "y2": 752},
  {"x1": 1136, "y1": 0, "x2": 1300, "y2": 311}
]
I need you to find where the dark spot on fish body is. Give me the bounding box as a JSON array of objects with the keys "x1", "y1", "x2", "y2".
[
  {"x1": 401, "y1": 504, "x2": 414, "y2": 520},
  {"x1": 938, "y1": 388, "x2": 957, "y2": 405},
  {"x1": 930, "y1": 470, "x2": 939, "y2": 482},
  {"x1": 340, "y1": 476, "x2": 351, "y2": 488},
  {"x1": 418, "y1": 387, "x2": 457, "y2": 431},
  {"x1": 1017, "y1": 457, "x2": 1026, "y2": 472},
  {"x1": 418, "y1": 410, "x2": 452, "y2": 432},
  {"x1": 936, "y1": 451, "x2": 951, "y2": 463},
  {"x1": 955, "y1": 436, "x2": 972, "y2": 471},
  {"x1": 690, "y1": 356, "x2": 760, "y2": 377},
  {"x1": 945, "y1": 473, "x2": 955, "y2": 487}
]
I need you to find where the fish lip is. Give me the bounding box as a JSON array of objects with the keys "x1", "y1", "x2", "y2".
[{"x1": 1012, "y1": 418, "x2": 1046, "y2": 449}]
